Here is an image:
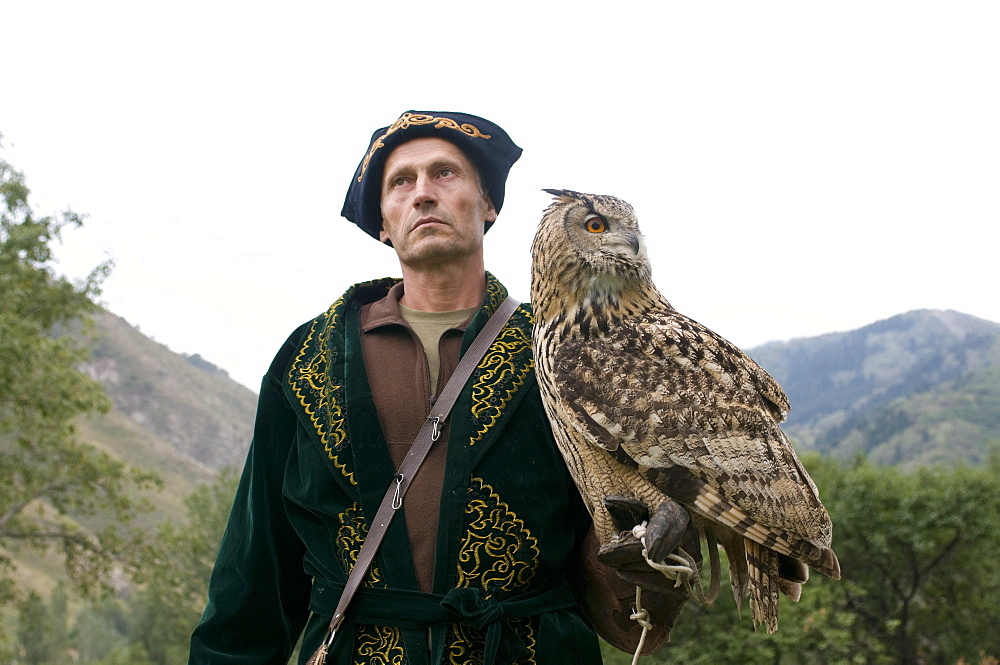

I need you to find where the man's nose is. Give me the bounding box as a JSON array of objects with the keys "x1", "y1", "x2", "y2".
[{"x1": 412, "y1": 175, "x2": 436, "y2": 207}]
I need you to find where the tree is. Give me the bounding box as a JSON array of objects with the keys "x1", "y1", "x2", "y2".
[
  {"x1": 0, "y1": 139, "x2": 161, "y2": 602},
  {"x1": 16, "y1": 591, "x2": 53, "y2": 665},
  {"x1": 46, "y1": 470, "x2": 240, "y2": 663},
  {"x1": 823, "y1": 456, "x2": 1000, "y2": 665},
  {"x1": 129, "y1": 467, "x2": 241, "y2": 664},
  {"x1": 14, "y1": 585, "x2": 71, "y2": 663},
  {"x1": 70, "y1": 597, "x2": 131, "y2": 662},
  {"x1": 48, "y1": 583, "x2": 72, "y2": 655}
]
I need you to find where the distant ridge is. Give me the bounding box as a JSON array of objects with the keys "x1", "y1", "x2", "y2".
[
  {"x1": 83, "y1": 310, "x2": 258, "y2": 473},
  {"x1": 748, "y1": 309, "x2": 1000, "y2": 467}
]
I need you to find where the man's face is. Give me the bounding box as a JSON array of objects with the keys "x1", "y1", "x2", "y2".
[{"x1": 379, "y1": 137, "x2": 496, "y2": 269}]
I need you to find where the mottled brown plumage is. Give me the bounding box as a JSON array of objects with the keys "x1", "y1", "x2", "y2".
[{"x1": 530, "y1": 189, "x2": 840, "y2": 632}]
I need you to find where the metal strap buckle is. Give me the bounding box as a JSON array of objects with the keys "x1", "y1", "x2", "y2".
[
  {"x1": 391, "y1": 474, "x2": 404, "y2": 509},
  {"x1": 429, "y1": 416, "x2": 443, "y2": 442}
]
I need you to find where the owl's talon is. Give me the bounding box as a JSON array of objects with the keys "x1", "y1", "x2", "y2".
[{"x1": 643, "y1": 500, "x2": 691, "y2": 562}]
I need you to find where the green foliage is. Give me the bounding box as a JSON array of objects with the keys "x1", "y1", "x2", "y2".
[
  {"x1": 12, "y1": 585, "x2": 71, "y2": 664},
  {"x1": 129, "y1": 467, "x2": 239, "y2": 665},
  {"x1": 46, "y1": 583, "x2": 70, "y2": 657},
  {"x1": 16, "y1": 592, "x2": 54, "y2": 665},
  {"x1": 0, "y1": 144, "x2": 161, "y2": 603},
  {"x1": 820, "y1": 457, "x2": 1000, "y2": 664},
  {"x1": 85, "y1": 643, "x2": 156, "y2": 665},
  {"x1": 70, "y1": 598, "x2": 131, "y2": 662},
  {"x1": 0, "y1": 471, "x2": 239, "y2": 662}
]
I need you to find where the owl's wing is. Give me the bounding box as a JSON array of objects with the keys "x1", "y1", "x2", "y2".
[{"x1": 549, "y1": 310, "x2": 838, "y2": 576}]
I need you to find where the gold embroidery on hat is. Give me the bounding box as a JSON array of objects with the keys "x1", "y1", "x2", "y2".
[{"x1": 358, "y1": 113, "x2": 492, "y2": 182}]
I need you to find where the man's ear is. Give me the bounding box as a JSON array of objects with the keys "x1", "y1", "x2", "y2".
[
  {"x1": 379, "y1": 224, "x2": 393, "y2": 247},
  {"x1": 483, "y1": 192, "x2": 497, "y2": 224}
]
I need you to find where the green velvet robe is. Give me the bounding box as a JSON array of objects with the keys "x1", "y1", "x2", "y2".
[{"x1": 189, "y1": 275, "x2": 602, "y2": 665}]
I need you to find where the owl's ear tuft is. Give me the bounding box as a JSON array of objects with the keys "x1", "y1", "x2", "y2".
[{"x1": 542, "y1": 188, "x2": 584, "y2": 203}]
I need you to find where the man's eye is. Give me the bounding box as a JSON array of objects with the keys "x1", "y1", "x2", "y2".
[
  {"x1": 439, "y1": 168, "x2": 454, "y2": 177},
  {"x1": 393, "y1": 177, "x2": 407, "y2": 187}
]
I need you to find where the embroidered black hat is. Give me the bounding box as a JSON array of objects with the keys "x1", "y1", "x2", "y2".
[{"x1": 341, "y1": 111, "x2": 522, "y2": 241}]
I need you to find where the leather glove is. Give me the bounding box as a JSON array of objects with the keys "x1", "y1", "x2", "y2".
[
  {"x1": 596, "y1": 496, "x2": 701, "y2": 594},
  {"x1": 573, "y1": 528, "x2": 687, "y2": 655}
]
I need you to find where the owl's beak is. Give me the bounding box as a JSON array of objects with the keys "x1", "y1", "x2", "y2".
[{"x1": 627, "y1": 230, "x2": 641, "y2": 255}]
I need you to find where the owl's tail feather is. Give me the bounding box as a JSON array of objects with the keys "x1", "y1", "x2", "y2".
[
  {"x1": 777, "y1": 555, "x2": 808, "y2": 602},
  {"x1": 699, "y1": 520, "x2": 809, "y2": 632},
  {"x1": 779, "y1": 579, "x2": 803, "y2": 602},
  {"x1": 746, "y1": 538, "x2": 780, "y2": 634}
]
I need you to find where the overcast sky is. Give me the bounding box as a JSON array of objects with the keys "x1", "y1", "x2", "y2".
[{"x1": 4, "y1": 2, "x2": 998, "y2": 391}]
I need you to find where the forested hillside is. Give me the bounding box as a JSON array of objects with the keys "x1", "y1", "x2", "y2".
[{"x1": 749, "y1": 309, "x2": 1000, "y2": 467}]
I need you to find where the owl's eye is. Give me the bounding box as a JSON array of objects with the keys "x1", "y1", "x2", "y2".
[{"x1": 584, "y1": 215, "x2": 607, "y2": 233}]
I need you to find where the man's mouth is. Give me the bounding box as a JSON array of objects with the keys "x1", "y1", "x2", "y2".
[{"x1": 413, "y1": 216, "x2": 445, "y2": 230}]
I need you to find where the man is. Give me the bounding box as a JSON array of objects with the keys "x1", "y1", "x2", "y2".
[{"x1": 188, "y1": 111, "x2": 688, "y2": 665}]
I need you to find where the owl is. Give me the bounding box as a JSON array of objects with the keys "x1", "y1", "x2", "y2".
[{"x1": 530, "y1": 189, "x2": 840, "y2": 633}]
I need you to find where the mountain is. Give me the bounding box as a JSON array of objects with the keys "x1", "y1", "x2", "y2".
[
  {"x1": 85, "y1": 311, "x2": 257, "y2": 471},
  {"x1": 79, "y1": 311, "x2": 258, "y2": 522},
  {"x1": 747, "y1": 309, "x2": 1000, "y2": 468}
]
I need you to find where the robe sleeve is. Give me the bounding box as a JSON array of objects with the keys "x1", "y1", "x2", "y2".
[{"x1": 188, "y1": 357, "x2": 313, "y2": 665}]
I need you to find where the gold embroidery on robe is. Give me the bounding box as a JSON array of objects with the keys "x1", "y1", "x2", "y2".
[
  {"x1": 469, "y1": 315, "x2": 533, "y2": 446},
  {"x1": 354, "y1": 624, "x2": 405, "y2": 665},
  {"x1": 467, "y1": 280, "x2": 533, "y2": 445},
  {"x1": 289, "y1": 294, "x2": 356, "y2": 484},
  {"x1": 336, "y1": 504, "x2": 405, "y2": 663},
  {"x1": 289, "y1": 278, "x2": 399, "y2": 485},
  {"x1": 447, "y1": 478, "x2": 540, "y2": 664},
  {"x1": 335, "y1": 503, "x2": 383, "y2": 586}
]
